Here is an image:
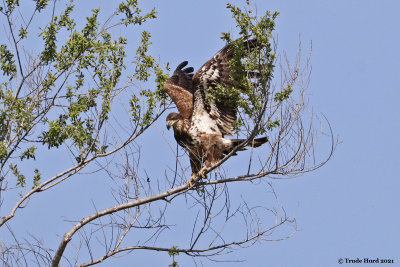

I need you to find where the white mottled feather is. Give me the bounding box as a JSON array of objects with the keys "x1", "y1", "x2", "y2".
[{"x1": 190, "y1": 110, "x2": 220, "y2": 135}]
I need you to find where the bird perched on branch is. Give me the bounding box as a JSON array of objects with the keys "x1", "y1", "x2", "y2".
[{"x1": 164, "y1": 38, "x2": 268, "y2": 187}]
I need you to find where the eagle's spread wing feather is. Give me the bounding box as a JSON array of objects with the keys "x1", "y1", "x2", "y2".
[
  {"x1": 165, "y1": 38, "x2": 269, "y2": 185},
  {"x1": 192, "y1": 39, "x2": 259, "y2": 136},
  {"x1": 163, "y1": 61, "x2": 194, "y2": 119}
]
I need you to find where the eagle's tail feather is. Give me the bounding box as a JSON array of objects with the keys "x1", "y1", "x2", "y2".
[
  {"x1": 226, "y1": 136, "x2": 268, "y2": 155},
  {"x1": 250, "y1": 136, "x2": 268, "y2": 147}
]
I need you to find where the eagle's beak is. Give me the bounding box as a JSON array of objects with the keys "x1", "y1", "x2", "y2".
[{"x1": 166, "y1": 120, "x2": 175, "y2": 130}]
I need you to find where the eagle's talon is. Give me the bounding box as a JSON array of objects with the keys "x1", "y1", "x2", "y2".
[
  {"x1": 187, "y1": 174, "x2": 197, "y2": 188},
  {"x1": 198, "y1": 166, "x2": 208, "y2": 178},
  {"x1": 187, "y1": 168, "x2": 207, "y2": 187}
]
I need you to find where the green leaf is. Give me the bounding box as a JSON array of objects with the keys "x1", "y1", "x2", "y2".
[
  {"x1": 274, "y1": 85, "x2": 293, "y2": 102},
  {"x1": 168, "y1": 260, "x2": 179, "y2": 267},
  {"x1": 20, "y1": 146, "x2": 36, "y2": 160},
  {"x1": 33, "y1": 169, "x2": 41, "y2": 188},
  {"x1": 0, "y1": 44, "x2": 17, "y2": 78},
  {"x1": 168, "y1": 246, "x2": 179, "y2": 256},
  {"x1": 34, "y1": 0, "x2": 50, "y2": 12},
  {"x1": 0, "y1": 141, "x2": 8, "y2": 162},
  {"x1": 10, "y1": 163, "x2": 25, "y2": 187},
  {"x1": 18, "y1": 27, "x2": 28, "y2": 39}
]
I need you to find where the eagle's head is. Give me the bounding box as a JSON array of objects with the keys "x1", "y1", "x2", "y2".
[{"x1": 166, "y1": 112, "x2": 180, "y2": 130}]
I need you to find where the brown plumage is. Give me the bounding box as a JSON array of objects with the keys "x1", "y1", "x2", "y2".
[{"x1": 164, "y1": 39, "x2": 268, "y2": 186}]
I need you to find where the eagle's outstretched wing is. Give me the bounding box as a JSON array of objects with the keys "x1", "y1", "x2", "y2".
[
  {"x1": 164, "y1": 39, "x2": 268, "y2": 186},
  {"x1": 192, "y1": 39, "x2": 259, "y2": 136},
  {"x1": 163, "y1": 61, "x2": 194, "y2": 119}
]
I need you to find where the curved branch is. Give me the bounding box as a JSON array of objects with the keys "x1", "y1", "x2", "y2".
[
  {"x1": 51, "y1": 183, "x2": 189, "y2": 267},
  {"x1": 0, "y1": 107, "x2": 167, "y2": 227},
  {"x1": 66, "y1": 205, "x2": 294, "y2": 267}
]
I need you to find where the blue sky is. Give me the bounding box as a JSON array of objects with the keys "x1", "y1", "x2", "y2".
[
  {"x1": 1, "y1": 0, "x2": 400, "y2": 266},
  {"x1": 111, "y1": 0, "x2": 400, "y2": 265},
  {"x1": 118, "y1": 1, "x2": 400, "y2": 265}
]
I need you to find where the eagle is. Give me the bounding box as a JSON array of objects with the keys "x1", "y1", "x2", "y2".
[{"x1": 164, "y1": 39, "x2": 268, "y2": 186}]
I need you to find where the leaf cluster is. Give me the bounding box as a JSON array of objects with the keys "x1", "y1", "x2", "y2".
[
  {"x1": 212, "y1": 2, "x2": 282, "y2": 134},
  {"x1": 0, "y1": 45, "x2": 17, "y2": 78},
  {"x1": 168, "y1": 246, "x2": 180, "y2": 267},
  {"x1": 129, "y1": 31, "x2": 170, "y2": 128},
  {"x1": 0, "y1": 0, "x2": 162, "y2": 187}
]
